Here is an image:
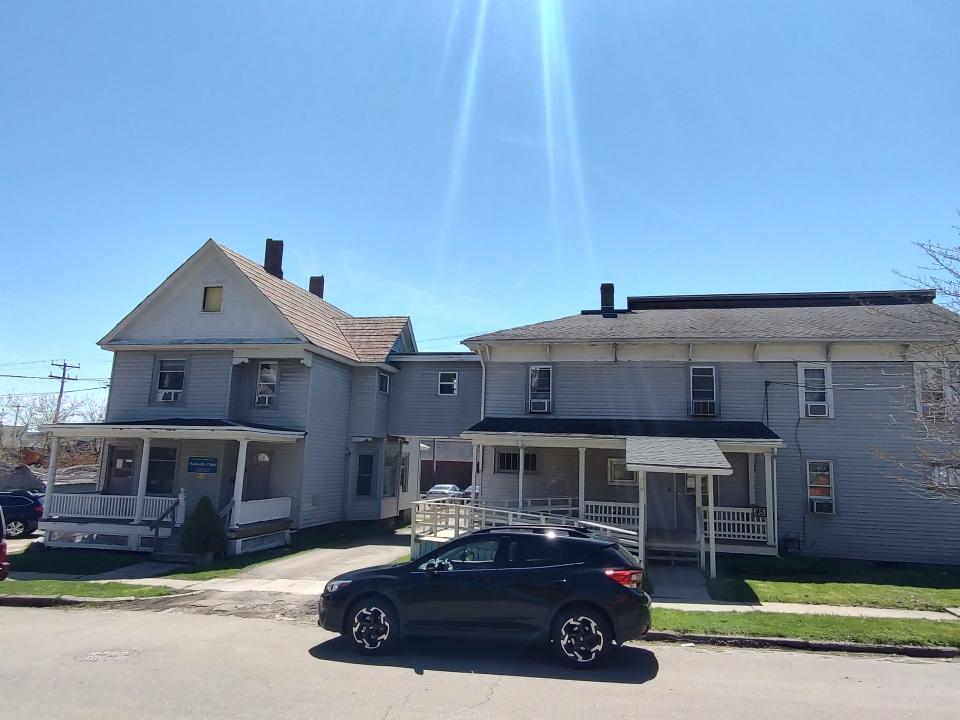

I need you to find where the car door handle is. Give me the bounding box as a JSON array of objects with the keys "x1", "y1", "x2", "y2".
[{"x1": 552, "y1": 579, "x2": 568, "y2": 586}]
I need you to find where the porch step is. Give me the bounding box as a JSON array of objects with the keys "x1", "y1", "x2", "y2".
[
  {"x1": 647, "y1": 549, "x2": 700, "y2": 565},
  {"x1": 149, "y1": 551, "x2": 196, "y2": 564}
]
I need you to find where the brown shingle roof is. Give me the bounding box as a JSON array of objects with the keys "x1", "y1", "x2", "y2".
[
  {"x1": 466, "y1": 303, "x2": 960, "y2": 344},
  {"x1": 218, "y1": 243, "x2": 408, "y2": 363}
]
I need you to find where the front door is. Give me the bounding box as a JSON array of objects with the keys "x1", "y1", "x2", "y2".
[
  {"x1": 105, "y1": 446, "x2": 135, "y2": 494},
  {"x1": 244, "y1": 450, "x2": 272, "y2": 501},
  {"x1": 676, "y1": 474, "x2": 699, "y2": 534},
  {"x1": 646, "y1": 473, "x2": 677, "y2": 531}
]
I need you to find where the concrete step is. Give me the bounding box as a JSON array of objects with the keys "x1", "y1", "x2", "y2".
[{"x1": 150, "y1": 551, "x2": 195, "y2": 564}]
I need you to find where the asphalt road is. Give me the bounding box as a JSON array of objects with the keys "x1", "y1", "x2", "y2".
[{"x1": 2, "y1": 606, "x2": 957, "y2": 720}]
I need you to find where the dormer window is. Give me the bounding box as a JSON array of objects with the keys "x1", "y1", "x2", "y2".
[{"x1": 202, "y1": 286, "x2": 223, "y2": 312}]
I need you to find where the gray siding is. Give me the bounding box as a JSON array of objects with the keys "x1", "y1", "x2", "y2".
[
  {"x1": 106, "y1": 351, "x2": 232, "y2": 421},
  {"x1": 482, "y1": 358, "x2": 960, "y2": 564},
  {"x1": 348, "y1": 368, "x2": 383, "y2": 438},
  {"x1": 229, "y1": 359, "x2": 310, "y2": 430},
  {"x1": 300, "y1": 355, "x2": 353, "y2": 527},
  {"x1": 387, "y1": 361, "x2": 482, "y2": 437}
]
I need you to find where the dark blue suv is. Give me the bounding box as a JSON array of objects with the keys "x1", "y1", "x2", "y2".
[
  {"x1": 0, "y1": 491, "x2": 44, "y2": 538},
  {"x1": 319, "y1": 526, "x2": 651, "y2": 668}
]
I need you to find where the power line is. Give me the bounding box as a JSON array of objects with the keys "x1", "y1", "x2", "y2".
[
  {"x1": 0, "y1": 385, "x2": 108, "y2": 399},
  {"x1": 0, "y1": 373, "x2": 111, "y2": 381}
]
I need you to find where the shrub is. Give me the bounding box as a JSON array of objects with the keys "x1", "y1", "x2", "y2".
[{"x1": 179, "y1": 496, "x2": 228, "y2": 556}]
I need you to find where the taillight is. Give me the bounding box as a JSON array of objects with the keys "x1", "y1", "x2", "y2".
[
  {"x1": 34, "y1": 504, "x2": 43, "y2": 515},
  {"x1": 604, "y1": 568, "x2": 644, "y2": 590}
]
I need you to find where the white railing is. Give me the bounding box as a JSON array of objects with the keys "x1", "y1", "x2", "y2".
[
  {"x1": 477, "y1": 497, "x2": 578, "y2": 516},
  {"x1": 47, "y1": 493, "x2": 181, "y2": 523},
  {"x1": 411, "y1": 498, "x2": 641, "y2": 557},
  {"x1": 702, "y1": 506, "x2": 767, "y2": 542},
  {"x1": 235, "y1": 497, "x2": 292, "y2": 525},
  {"x1": 584, "y1": 501, "x2": 642, "y2": 528}
]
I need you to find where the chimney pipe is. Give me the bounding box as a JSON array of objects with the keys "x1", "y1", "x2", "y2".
[
  {"x1": 309, "y1": 275, "x2": 325, "y2": 299},
  {"x1": 600, "y1": 283, "x2": 615, "y2": 312},
  {"x1": 264, "y1": 238, "x2": 284, "y2": 279}
]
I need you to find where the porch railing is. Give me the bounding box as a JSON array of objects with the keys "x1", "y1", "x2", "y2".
[
  {"x1": 46, "y1": 493, "x2": 182, "y2": 523},
  {"x1": 702, "y1": 506, "x2": 767, "y2": 542},
  {"x1": 584, "y1": 501, "x2": 642, "y2": 528},
  {"x1": 235, "y1": 497, "x2": 292, "y2": 525}
]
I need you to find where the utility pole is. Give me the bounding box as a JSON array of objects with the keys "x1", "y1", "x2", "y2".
[
  {"x1": 11, "y1": 403, "x2": 23, "y2": 449},
  {"x1": 49, "y1": 360, "x2": 79, "y2": 423}
]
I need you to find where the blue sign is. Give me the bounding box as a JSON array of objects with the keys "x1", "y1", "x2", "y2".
[{"x1": 187, "y1": 456, "x2": 219, "y2": 474}]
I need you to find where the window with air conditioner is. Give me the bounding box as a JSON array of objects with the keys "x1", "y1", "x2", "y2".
[
  {"x1": 798, "y1": 363, "x2": 833, "y2": 418},
  {"x1": 155, "y1": 359, "x2": 185, "y2": 402},
  {"x1": 689, "y1": 366, "x2": 717, "y2": 417},
  {"x1": 807, "y1": 460, "x2": 835, "y2": 514},
  {"x1": 438, "y1": 371, "x2": 458, "y2": 396},
  {"x1": 255, "y1": 361, "x2": 278, "y2": 407},
  {"x1": 528, "y1": 365, "x2": 552, "y2": 413}
]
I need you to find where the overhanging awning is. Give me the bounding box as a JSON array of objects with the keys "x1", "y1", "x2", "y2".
[
  {"x1": 625, "y1": 436, "x2": 732, "y2": 475},
  {"x1": 39, "y1": 418, "x2": 305, "y2": 443}
]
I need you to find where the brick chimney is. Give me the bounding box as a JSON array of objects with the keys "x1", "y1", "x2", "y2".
[
  {"x1": 309, "y1": 275, "x2": 325, "y2": 299},
  {"x1": 263, "y1": 238, "x2": 284, "y2": 279}
]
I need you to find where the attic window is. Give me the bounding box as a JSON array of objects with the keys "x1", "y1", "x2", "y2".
[{"x1": 202, "y1": 286, "x2": 223, "y2": 312}]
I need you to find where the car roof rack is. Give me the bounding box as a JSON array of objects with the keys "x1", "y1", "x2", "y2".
[{"x1": 472, "y1": 525, "x2": 594, "y2": 539}]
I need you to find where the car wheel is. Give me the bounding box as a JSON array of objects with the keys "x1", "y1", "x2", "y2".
[
  {"x1": 5, "y1": 519, "x2": 27, "y2": 538},
  {"x1": 552, "y1": 607, "x2": 613, "y2": 669},
  {"x1": 347, "y1": 598, "x2": 398, "y2": 655}
]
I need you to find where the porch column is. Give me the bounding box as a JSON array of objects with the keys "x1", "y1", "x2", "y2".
[
  {"x1": 747, "y1": 454, "x2": 757, "y2": 505},
  {"x1": 695, "y1": 475, "x2": 705, "y2": 570},
  {"x1": 764, "y1": 452, "x2": 776, "y2": 546},
  {"x1": 230, "y1": 439, "x2": 249, "y2": 529},
  {"x1": 707, "y1": 473, "x2": 717, "y2": 578},
  {"x1": 472, "y1": 443, "x2": 481, "y2": 505},
  {"x1": 771, "y1": 451, "x2": 779, "y2": 548},
  {"x1": 577, "y1": 447, "x2": 586, "y2": 519},
  {"x1": 517, "y1": 441, "x2": 524, "y2": 509},
  {"x1": 41, "y1": 436, "x2": 60, "y2": 518},
  {"x1": 132, "y1": 437, "x2": 151, "y2": 524},
  {"x1": 637, "y1": 471, "x2": 646, "y2": 565}
]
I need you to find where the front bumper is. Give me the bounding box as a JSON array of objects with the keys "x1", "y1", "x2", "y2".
[{"x1": 318, "y1": 592, "x2": 348, "y2": 633}]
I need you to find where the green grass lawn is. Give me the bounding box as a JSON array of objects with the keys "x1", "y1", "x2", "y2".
[
  {"x1": 9, "y1": 546, "x2": 144, "y2": 576},
  {"x1": 0, "y1": 579, "x2": 176, "y2": 599},
  {"x1": 653, "y1": 608, "x2": 960, "y2": 647},
  {"x1": 707, "y1": 555, "x2": 960, "y2": 612}
]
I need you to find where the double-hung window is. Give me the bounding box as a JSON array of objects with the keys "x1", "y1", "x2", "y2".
[
  {"x1": 916, "y1": 364, "x2": 952, "y2": 420},
  {"x1": 438, "y1": 371, "x2": 458, "y2": 396},
  {"x1": 255, "y1": 361, "x2": 278, "y2": 407},
  {"x1": 798, "y1": 363, "x2": 833, "y2": 418},
  {"x1": 689, "y1": 366, "x2": 717, "y2": 417},
  {"x1": 807, "y1": 460, "x2": 835, "y2": 514},
  {"x1": 528, "y1": 365, "x2": 552, "y2": 413},
  {"x1": 356, "y1": 454, "x2": 374, "y2": 496},
  {"x1": 378, "y1": 371, "x2": 390, "y2": 394},
  {"x1": 495, "y1": 449, "x2": 537, "y2": 474},
  {"x1": 155, "y1": 359, "x2": 185, "y2": 402}
]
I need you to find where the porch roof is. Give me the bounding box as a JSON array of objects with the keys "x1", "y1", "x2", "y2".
[
  {"x1": 463, "y1": 416, "x2": 780, "y2": 442},
  {"x1": 625, "y1": 435, "x2": 732, "y2": 475},
  {"x1": 39, "y1": 418, "x2": 305, "y2": 443}
]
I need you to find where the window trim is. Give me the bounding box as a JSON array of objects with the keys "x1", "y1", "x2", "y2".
[
  {"x1": 494, "y1": 448, "x2": 538, "y2": 475},
  {"x1": 201, "y1": 285, "x2": 223, "y2": 313},
  {"x1": 377, "y1": 370, "x2": 390, "y2": 395},
  {"x1": 254, "y1": 361, "x2": 279, "y2": 408},
  {"x1": 797, "y1": 362, "x2": 834, "y2": 418},
  {"x1": 153, "y1": 357, "x2": 187, "y2": 404},
  {"x1": 528, "y1": 364, "x2": 553, "y2": 414},
  {"x1": 689, "y1": 365, "x2": 718, "y2": 417},
  {"x1": 437, "y1": 371, "x2": 459, "y2": 396},
  {"x1": 146, "y1": 444, "x2": 179, "y2": 496},
  {"x1": 806, "y1": 459, "x2": 835, "y2": 514},
  {"x1": 607, "y1": 457, "x2": 638, "y2": 486}
]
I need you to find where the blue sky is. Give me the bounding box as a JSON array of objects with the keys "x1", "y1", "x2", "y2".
[{"x1": 1, "y1": 1, "x2": 959, "y2": 405}]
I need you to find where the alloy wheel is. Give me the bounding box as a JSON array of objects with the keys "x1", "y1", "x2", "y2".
[
  {"x1": 6, "y1": 520, "x2": 26, "y2": 538},
  {"x1": 559, "y1": 615, "x2": 605, "y2": 663},
  {"x1": 351, "y1": 606, "x2": 391, "y2": 650}
]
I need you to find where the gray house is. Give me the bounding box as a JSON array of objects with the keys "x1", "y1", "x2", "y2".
[{"x1": 41, "y1": 240, "x2": 960, "y2": 570}]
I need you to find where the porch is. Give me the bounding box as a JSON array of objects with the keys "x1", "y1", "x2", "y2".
[
  {"x1": 38, "y1": 420, "x2": 305, "y2": 555},
  {"x1": 458, "y1": 417, "x2": 783, "y2": 576}
]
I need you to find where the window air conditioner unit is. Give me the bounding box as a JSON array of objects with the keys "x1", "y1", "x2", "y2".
[
  {"x1": 809, "y1": 499, "x2": 834, "y2": 514},
  {"x1": 157, "y1": 390, "x2": 182, "y2": 402},
  {"x1": 806, "y1": 402, "x2": 828, "y2": 417},
  {"x1": 690, "y1": 400, "x2": 717, "y2": 417},
  {"x1": 529, "y1": 399, "x2": 551, "y2": 413}
]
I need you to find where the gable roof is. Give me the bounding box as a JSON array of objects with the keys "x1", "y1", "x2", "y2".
[
  {"x1": 466, "y1": 301, "x2": 960, "y2": 345},
  {"x1": 100, "y1": 239, "x2": 410, "y2": 365}
]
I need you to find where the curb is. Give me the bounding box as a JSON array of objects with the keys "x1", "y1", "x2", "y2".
[
  {"x1": 644, "y1": 631, "x2": 959, "y2": 658},
  {"x1": 0, "y1": 590, "x2": 202, "y2": 608}
]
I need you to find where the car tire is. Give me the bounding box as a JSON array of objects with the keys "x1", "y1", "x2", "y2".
[
  {"x1": 5, "y1": 519, "x2": 27, "y2": 538},
  {"x1": 552, "y1": 606, "x2": 613, "y2": 669},
  {"x1": 347, "y1": 597, "x2": 399, "y2": 655}
]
